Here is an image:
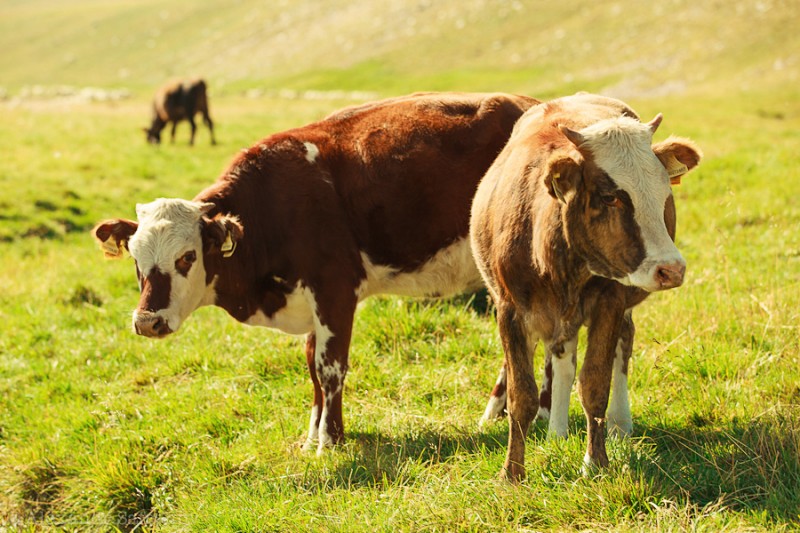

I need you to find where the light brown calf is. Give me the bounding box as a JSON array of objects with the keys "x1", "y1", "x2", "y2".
[{"x1": 470, "y1": 93, "x2": 701, "y2": 481}]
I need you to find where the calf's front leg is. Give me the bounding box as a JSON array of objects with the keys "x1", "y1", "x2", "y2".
[
  {"x1": 578, "y1": 303, "x2": 624, "y2": 469},
  {"x1": 607, "y1": 310, "x2": 634, "y2": 437},
  {"x1": 497, "y1": 303, "x2": 538, "y2": 482}
]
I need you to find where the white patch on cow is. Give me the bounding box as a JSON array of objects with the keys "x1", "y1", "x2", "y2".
[
  {"x1": 580, "y1": 117, "x2": 685, "y2": 291},
  {"x1": 302, "y1": 405, "x2": 320, "y2": 452},
  {"x1": 479, "y1": 365, "x2": 507, "y2": 428},
  {"x1": 244, "y1": 283, "x2": 315, "y2": 335},
  {"x1": 303, "y1": 142, "x2": 319, "y2": 163},
  {"x1": 547, "y1": 337, "x2": 577, "y2": 439},
  {"x1": 127, "y1": 198, "x2": 213, "y2": 333},
  {"x1": 357, "y1": 238, "x2": 482, "y2": 301},
  {"x1": 607, "y1": 337, "x2": 633, "y2": 438}
]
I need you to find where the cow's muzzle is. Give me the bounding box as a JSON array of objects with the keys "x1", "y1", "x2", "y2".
[
  {"x1": 133, "y1": 311, "x2": 173, "y2": 338},
  {"x1": 654, "y1": 262, "x2": 686, "y2": 290}
]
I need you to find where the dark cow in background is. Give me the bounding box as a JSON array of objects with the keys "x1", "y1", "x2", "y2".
[
  {"x1": 144, "y1": 78, "x2": 216, "y2": 145},
  {"x1": 470, "y1": 93, "x2": 701, "y2": 481},
  {"x1": 94, "y1": 92, "x2": 538, "y2": 455}
]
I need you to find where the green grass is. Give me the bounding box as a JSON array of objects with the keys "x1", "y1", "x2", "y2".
[
  {"x1": 1, "y1": 89, "x2": 798, "y2": 531},
  {"x1": 1, "y1": 0, "x2": 800, "y2": 529}
]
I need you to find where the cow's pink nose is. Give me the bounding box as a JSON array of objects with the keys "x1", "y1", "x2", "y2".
[
  {"x1": 134, "y1": 313, "x2": 172, "y2": 338},
  {"x1": 655, "y1": 263, "x2": 686, "y2": 289}
]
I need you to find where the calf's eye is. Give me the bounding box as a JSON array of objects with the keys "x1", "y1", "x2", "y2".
[{"x1": 601, "y1": 195, "x2": 622, "y2": 209}]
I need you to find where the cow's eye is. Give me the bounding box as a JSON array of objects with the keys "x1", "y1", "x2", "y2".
[
  {"x1": 601, "y1": 194, "x2": 622, "y2": 208},
  {"x1": 175, "y1": 250, "x2": 196, "y2": 275}
]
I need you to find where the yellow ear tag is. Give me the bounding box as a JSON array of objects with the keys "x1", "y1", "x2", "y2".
[
  {"x1": 101, "y1": 238, "x2": 125, "y2": 258},
  {"x1": 221, "y1": 231, "x2": 236, "y2": 258},
  {"x1": 665, "y1": 154, "x2": 688, "y2": 186}
]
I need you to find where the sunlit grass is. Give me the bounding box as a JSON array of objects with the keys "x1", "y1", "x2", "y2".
[{"x1": 1, "y1": 87, "x2": 799, "y2": 531}]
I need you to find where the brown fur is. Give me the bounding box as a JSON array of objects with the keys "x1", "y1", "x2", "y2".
[
  {"x1": 145, "y1": 78, "x2": 216, "y2": 145},
  {"x1": 470, "y1": 93, "x2": 700, "y2": 481},
  {"x1": 97, "y1": 92, "x2": 539, "y2": 450}
]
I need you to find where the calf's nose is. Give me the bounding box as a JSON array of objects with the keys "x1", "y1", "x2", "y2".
[
  {"x1": 655, "y1": 263, "x2": 686, "y2": 290},
  {"x1": 134, "y1": 313, "x2": 172, "y2": 338}
]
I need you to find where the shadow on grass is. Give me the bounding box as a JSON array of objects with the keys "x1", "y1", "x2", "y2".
[
  {"x1": 631, "y1": 412, "x2": 800, "y2": 524},
  {"x1": 315, "y1": 408, "x2": 799, "y2": 524}
]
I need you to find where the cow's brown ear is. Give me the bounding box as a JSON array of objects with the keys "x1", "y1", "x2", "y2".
[
  {"x1": 653, "y1": 136, "x2": 702, "y2": 185},
  {"x1": 544, "y1": 153, "x2": 582, "y2": 203},
  {"x1": 203, "y1": 214, "x2": 243, "y2": 258},
  {"x1": 93, "y1": 219, "x2": 138, "y2": 258}
]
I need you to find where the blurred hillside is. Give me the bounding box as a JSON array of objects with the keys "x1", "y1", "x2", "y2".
[{"x1": 0, "y1": 0, "x2": 798, "y2": 98}]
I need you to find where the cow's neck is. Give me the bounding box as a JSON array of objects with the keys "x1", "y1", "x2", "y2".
[{"x1": 196, "y1": 183, "x2": 296, "y2": 324}]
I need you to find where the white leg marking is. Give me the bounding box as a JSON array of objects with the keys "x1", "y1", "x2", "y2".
[
  {"x1": 308, "y1": 291, "x2": 341, "y2": 456},
  {"x1": 536, "y1": 352, "x2": 551, "y2": 421},
  {"x1": 547, "y1": 337, "x2": 577, "y2": 439},
  {"x1": 479, "y1": 365, "x2": 507, "y2": 428},
  {"x1": 302, "y1": 405, "x2": 319, "y2": 451},
  {"x1": 607, "y1": 338, "x2": 633, "y2": 437}
]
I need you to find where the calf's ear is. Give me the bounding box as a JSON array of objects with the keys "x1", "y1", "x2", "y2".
[
  {"x1": 652, "y1": 136, "x2": 702, "y2": 185},
  {"x1": 93, "y1": 219, "x2": 138, "y2": 258},
  {"x1": 544, "y1": 152, "x2": 582, "y2": 203},
  {"x1": 202, "y1": 214, "x2": 244, "y2": 258}
]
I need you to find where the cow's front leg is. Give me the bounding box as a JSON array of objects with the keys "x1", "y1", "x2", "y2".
[
  {"x1": 578, "y1": 302, "x2": 624, "y2": 470},
  {"x1": 607, "y1": 310, "x2": 634, "y2": 438},
  {"x1": 302, "y1": 332, "x2": 323, "y2": 451},
  {"x1": 497, "y1": 303, "x2": 538, "y2": 483},
  {"x1": 309, "y1": 288, "x2": 357, "y2": 455},
  {"x1": 188, "y1": 117, "x2": 197, "y2": 146}
]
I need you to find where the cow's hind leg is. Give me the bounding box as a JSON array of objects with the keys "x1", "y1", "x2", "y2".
[
  {"x1": 302, "y1": 332, "x2": 324, "y2": 451},
  {"x1": 479, "y1": 364, "x2": 507, "y2": 427},
  {"x1": 497, "y1": 303, "x2": 538, "y2": 482},
  {"x1": 170, "y1": 121, "x2": 178, "y2": 144},
  {"x1": 607, "y1": 309, "x2": 634, "y2": 438},
  {"x1": 546, "y1": 336, "x2": 578, "y2": 439},
  {"x1": 203, "y1": 111, "x2": 216, "y2": 145}
]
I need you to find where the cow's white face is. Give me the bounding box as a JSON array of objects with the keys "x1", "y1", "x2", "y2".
[
  {"x1": 552, "y1": 115, "x2": 701, "y2": 292},
  {"x1": 93, "y1": 198, "x2": 243, "y2": 338},
  {"x1": 582, "y1": 117, "x2": 682, "y2": 291},
  {"x1": 127, "y1": 199, "x2": 212, "y2": 336}
]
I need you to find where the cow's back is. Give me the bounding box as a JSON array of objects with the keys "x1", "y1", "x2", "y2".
[{"x1": 318, "y1": 92, "x2": 538, "y2": 270}]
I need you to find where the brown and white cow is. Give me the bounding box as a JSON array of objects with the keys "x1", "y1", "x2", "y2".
[
  {"x1": 478, "y1": 95, "x2": 691, "y2": 439},
  {"x1": 95, "y1": 91, "x2": 538, "y2": 454},
  {"x1": 144, "y1": 78, "x2": 216, "y2": 145},
  {"x1": 470, "y1": 92, "x2": 701, "y2": 481}
]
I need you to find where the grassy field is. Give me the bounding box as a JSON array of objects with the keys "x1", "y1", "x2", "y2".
[
  {"x1": 1, "y1": 88, "x2": 798, "y2": 532},
  {"x1": 1, "y1": 0, "x2": 800, "y2": 531}
]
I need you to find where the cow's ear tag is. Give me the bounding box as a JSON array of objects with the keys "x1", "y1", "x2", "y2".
[
  {"x1": 221, "y1": 231, "x2": 236, "y2": 258},
  {"x1": 665, "y1": 154, "x2": 688, "y2": 185},
  {"x1": 101, "y1": 237, "x2": 126, "y2": 258}
]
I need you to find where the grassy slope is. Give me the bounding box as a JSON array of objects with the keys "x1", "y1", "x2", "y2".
[
  {"x1": 1, "y1": 0, "x2": 798, "y2": 96},
  {"x1": 1, "y1": 0, "x2": 800, "y2": 531}
]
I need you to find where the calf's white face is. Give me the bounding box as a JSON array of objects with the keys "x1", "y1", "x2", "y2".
[
  {"x1": 93, "y1": 198, "x2": 243, "y2": 338},
  {"x1": 554, "y1": 115, "x2": 701, "y2": 292}
]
